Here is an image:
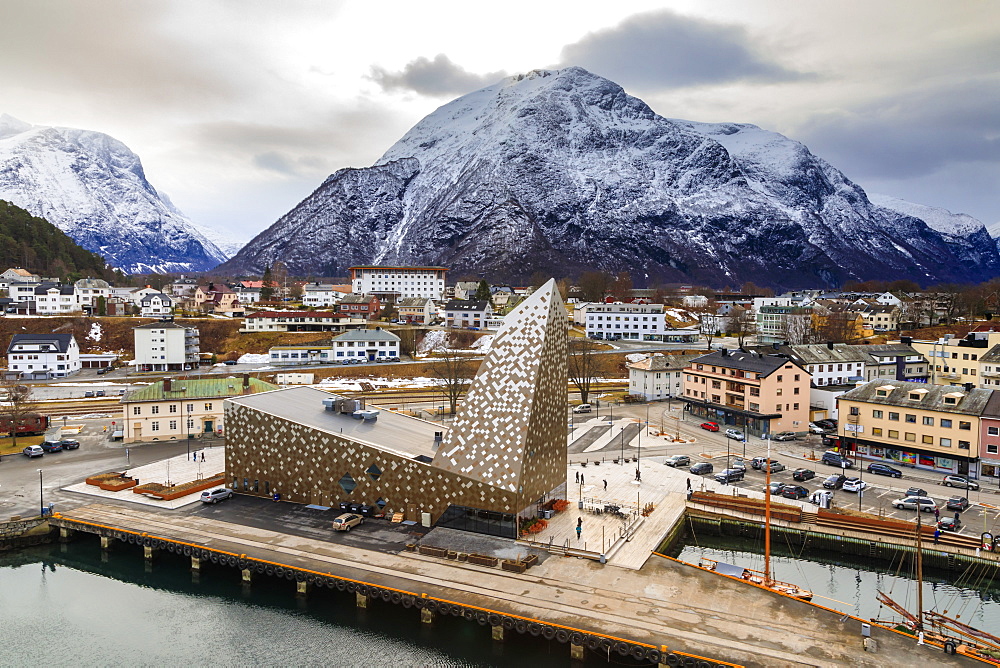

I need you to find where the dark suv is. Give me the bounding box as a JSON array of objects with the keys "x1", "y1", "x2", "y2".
[
  {"x1": 690, "y1": 462, "x2": 714, "y2": 475},
  {"x1": 714, "y1": 468, "x2": 745, "y2": 484},
  {"x1": 822, "y1": 451, "x2": 853, "y2": 468},
  {"x1": 40, "y1": 440, "x2": 63, "y2": 453},
  {"x1": 867, "y1": 462, "x2": 902, "y2": 478}
]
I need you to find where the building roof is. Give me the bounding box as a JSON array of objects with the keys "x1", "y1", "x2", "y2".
[
  {"x1": 74, "y1": 278, "x2": 111, "y2": 289},
  {"x1": 303, "y1": 283, "x2": 336, "y2": 291},
  {"x1": 139, "y1": 293, "x2": 172, "y2": 305},
  {"x1": 6, "y1": 268, "x2": 35, "y2": 277},
  {"x1": 245, "y1": 311, "x2": 345, "y2": 319},
  {"x1": 444, "y1": 300, "x2": 490, "y2": 311},
  {"x1": 767, "y1": 343, "x2": 870, "y2": 365},
  {"x1": 227, "y1": 386, "x2": 442, "y2": 459},
  {"x1": 396, "y1": 297, "x2": 433, "y2": 308},
  {"x1": 838, "y1": 379, "x2": 991, "y2": 415},
  {"x1": 860, "y1": 343, "x2": 921, "y2": 358},
  {"x1": 627, "y1": 353, "x2": 702, "y2": 372},
  {"x1": 332, "y1": 328, "x2": 400, "y2": 343},
  {"x1": 981, "y1": 390, "x2": 1000, "y2": 418},
  {"x1": 35, "y1": 283, "x2": 73, "y2": 295},
  {"x1": 688, "y1": 349, "x2": 802, "y2": 376},
  {"x1": 6, "y1": 332, "x2": 76, "y2": 353},
  {"x1": 980, "y1": 344, "x2": 1000, "y2": 364},
  {"x1": 133, "y1": 321, "x2": 191, "y2": 330},
  {"x1": 339, "y1": 294, "x2": 378, "y2": 305},
  {"x1": 122, "y1": 376, "x2": 278, "y2": 403},
  {"x1": 349, "y1": 265, "x2": 447, "y2": 271}
]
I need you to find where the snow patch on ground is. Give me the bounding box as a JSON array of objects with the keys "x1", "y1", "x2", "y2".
[
  {"x1": 87, "y1": 322, "x2": 102, "y2": 342},
  {"x1": 626, "y1": 353, "x2": 649, "y2": 363},
  {"x1": 471, "y1": 335, "x2": 493, "y2": 351},
  {"x1": 417, "y1": 330, "x2": 449, "y2": 354},
  {"x1": 237, "y1": 353, "x2": 270, "y2": 363},
  {"x1": 316, "y1": 376, "x2": 442, "y2": 392}
]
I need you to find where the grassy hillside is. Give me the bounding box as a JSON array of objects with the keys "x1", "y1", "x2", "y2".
[{"x1": 0, "y1": 199, "x2": 113, "y2": 281}]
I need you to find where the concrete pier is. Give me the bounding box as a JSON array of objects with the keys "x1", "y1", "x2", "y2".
[{"x1": 50, "y1": 503, "x2": 974, "y2": 667}]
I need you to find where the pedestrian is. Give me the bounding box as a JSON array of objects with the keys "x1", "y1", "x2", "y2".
[
  {"x1": 577, "y1": 516, "x2": 582, "y2": 528},
  {"x1": 934, "y1": 507, "x2": 940, "y2": 520},
  {"x1": 201, "y1": 451, "x2": 205, "y2": 462},
  {"x1": 636, "y1": 469, "x2": 641, "y2": 482},
  {"x1": 954, "y1": 512, "x2": 960, "y2": 524},
  {"x1": 603, "y1": 479, "x2": 607, "y2": 491},
  {"x1": 581, "y1": 474, "x2": 585, "y2": 485},
  {"x1": 686, "y1": 478, "x2": 692, "y2": 491},
  {"x1": 934, "y1": 528, "x2": 941, "y2": 544},
  {"x1": 575, "y1": 525, "x2": 582, "y2": 540},
  {"x1": 575, "y1": 471, "x2": 579, "y2": 484}
]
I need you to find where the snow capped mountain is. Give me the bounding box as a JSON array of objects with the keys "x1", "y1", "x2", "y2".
[
  {"x1": 0, "y1": 114, "x2": 228, "y2": 273},
  {"x1": 220, "y1": 68, "x2": 999, "y2": 287}
]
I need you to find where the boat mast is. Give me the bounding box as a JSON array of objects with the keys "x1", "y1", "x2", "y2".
[
  {"x1": 916, "y1": 512, "x2": 924, "y2": 634},
  {"x1": 764, "y1": 436, "x2": 772, "y2": 586}
]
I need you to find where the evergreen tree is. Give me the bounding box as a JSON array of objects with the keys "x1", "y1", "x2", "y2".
[
  {"x1": 474, "y1": 279, "x2": 491, "y2": 302},
  {"x1": 260, "y1": 266, "x2": 274, "y2": 301}
]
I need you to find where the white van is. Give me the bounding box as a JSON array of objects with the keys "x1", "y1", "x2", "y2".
[{"x1": 573, "y1": 403, "x2": 592, "y2": 414}]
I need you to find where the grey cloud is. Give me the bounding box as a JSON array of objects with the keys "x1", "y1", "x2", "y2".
[
  {"x1": 559, "y1": 10, "x2": 805, "y2": 89},
  {"x1": 370, "y1": 54, "x2": 507, "y2": 96}
]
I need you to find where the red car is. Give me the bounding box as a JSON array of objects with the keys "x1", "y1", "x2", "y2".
[{"x1": 700, "y1": 422, "x2": 719, "y2": 432}]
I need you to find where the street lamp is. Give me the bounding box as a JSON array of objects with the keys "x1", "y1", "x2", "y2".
[{"x1": 37, "y1": 469, "x2": 44, "y2": 516}]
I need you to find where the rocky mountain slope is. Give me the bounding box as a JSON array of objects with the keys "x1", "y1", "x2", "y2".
[
  {"x1": 220, "y1": 68, "x2": 999, "y2": 288},
  {"x1": 0, "y1": 114, "x2": 228, "y2": 274}
]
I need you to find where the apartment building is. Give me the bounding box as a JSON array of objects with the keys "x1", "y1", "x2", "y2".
[
  {"x1": 241, "y1": 311, "x2": 356, "y2": 333},
  {"x1": 628, "y1": 354, "x2": 700, "y2": 401},
  {"x1": 682, "y1": 349, "x2": 810, "y2": 437},
  {"x1": 133, "y1": 322, "x2": 200, "y2": 372},
  {"x1": 5, "y1": 333, "x2": 80, "y2": 379},
  {"x1": 584, "y1": 302, "x2": 666, "y2": 341},
  {"x1": 861, "y1": 341, "x2": 929, "y2": 382},
  {"x1": 349, "y1": 266, "x2": 447, "y2": 301},
  {"x1": 910, "y1": 332, "x2": 1000, "y2": 387}
]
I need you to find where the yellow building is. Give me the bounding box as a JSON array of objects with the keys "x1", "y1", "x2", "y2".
[
  {"x1": 682, "y1": 349, "x2": 810, "y2": 437},
  {"x1": 121, "y1": 375, "x2": 277, "y2": 443},
  {"x1": 837, "y1": 379, "x2": 990, "y2": 477},
  {"x1": 909, "y1": 331, "x2": 1000, "y2": 387}
]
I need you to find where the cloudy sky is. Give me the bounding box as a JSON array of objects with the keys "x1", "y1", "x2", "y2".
[{"x1": 2, "y1": 0, "x2": 997, "y2": 243}]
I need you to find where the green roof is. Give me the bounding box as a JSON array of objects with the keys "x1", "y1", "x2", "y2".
[{"x1": 122, "y1": 377, "x2": 278, "y2": 403}]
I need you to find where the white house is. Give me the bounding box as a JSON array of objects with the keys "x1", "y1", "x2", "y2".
[
  {"x1": 443, "y1": 300, "x2": 493, "y2": 328},
  {"x1": 139, "y1": 293, "x2": 174, "y2": 318},
  {"x1": 73, "y1": 278, "x2": 111, "y2": 313},
  {"x1": 34, "y1": 284, "x2": 77, "y2": 314},
  {"x1": 241, "y1": 311, "x2": 358, "y2": 333},
  {"x1": 5, "y1": 333, "x2": 80, "y2": 379},
  {"x1": 627, "y1": 354, "x2": 701, "y2": 401},
  {"x1": 350, "y1": 265, "x2": 448, "y2": 301},
  {"x1": 331, "y1": 328, "x2": 400, "y2": 362},
  {"x1": 133, "y1": 322, "x2": 200, "y2": 372},
  {"x1": 681, "y1": 295, "x2": 708, "y2": 308},
  {"x1": 302, "y1": 283, "x2": 341, "y2": 308},
  {"x1": 395, "y1": 297, "x2": 435, "y2": 324},
  {"x1": 584, "y1": 302, "x2": 666, "y2": 341}
]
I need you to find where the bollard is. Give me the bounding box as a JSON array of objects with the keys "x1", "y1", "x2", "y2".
[
  {"x1": 492, "y1": 624, "x2": 504, "y2": 641},
  {"x1": 356, "y1": 592, "x2": 368, "y2": 609},
  {"x1": 570, "y1": 642, "x2": 585, "y2": 661},
  {"x1": 657, "y1": 645, "x2": 670, "y2": 668},
  {"x1": 242, "y1": 568, "x2": 252, "y2": 584},
  {"x1": 421, "y1": 607, "x2": 434, "y2": 624}
]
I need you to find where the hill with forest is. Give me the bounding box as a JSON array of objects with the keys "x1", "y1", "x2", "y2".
[{"x1": 0, "y1": 199, "x2": 112, "y2": 281}]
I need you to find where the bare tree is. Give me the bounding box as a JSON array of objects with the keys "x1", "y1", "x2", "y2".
[
  {"x1": 578, "y1": 271, "x2": 613, "y2": 303},
  {"x1": 0, "y1": 379, "x2": 40, "y2": 450},
  {"x1": 609, "y1": 272, "x2": 633, "y2": 303},
  {"x1": 395, "y1": 329, "x2": 421, "y2": 358},
  {"x1": 732, "y1": 307, "x2": 758, "y2": 348},
  {"x1": 568, "y1": 338, "x2": 606, "y2": 405},
  {"x1": 429, "y1": 338, "x2": 478, "y2": 415},
  {"x1": 780, "y1": 313, "x2": 812, "y2": 345}
]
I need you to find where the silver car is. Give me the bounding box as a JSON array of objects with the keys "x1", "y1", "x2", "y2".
[
  {"x1": 200, "y1": 488, "x2": 234, "y2": 504},
  {"x1": 892, "y1": 496, "x2": 937, "y2": 512},
  {"x1": 22, "y1": 445, "x2": 44, "y2": 458},
  {"x1": 664, "y1": 455, "x2": 690, "y2": 467}
]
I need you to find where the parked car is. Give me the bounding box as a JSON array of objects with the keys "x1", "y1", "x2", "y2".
[
  {"x1": 200, "y1": 488, "x2": 234, "y2": 503},
  {"x1": 822, "y1": 474, "x2": 847, "y2": 490},
  {"x1": 724, "y1": 428, "x2": 744, "y2": 441},
  {"x1": 946, "y1": 496, "x2": 970, "y2": 512},
  {"x1": 224, "y1": 360, "x2": 237, "y2": 365},
  {"x1": 59, "y1": 439, "x2": 80, "y2": 450},
  {"x1": 867, "y1": 463, "x2": 902, "y2": 478},
  {"x1": 96, "y1": 366, "x2": 109, "y2": 374},
  {"x1": 690, "y1": 462, "x2": 714, "y2": 475},
  {"x1": 730, "y1": 458, "x2": 747, "y2": 471},
  {"x1": 781, "y1": 485, "x2": 810, "y2": 500},
  {"x1": 892, "y1": 496, "x2": 937, "y2": 512},
  {"x1": 40, "y1": 440, "x2": 63, "y2": 453},
  {"x1": 700, "y1": 422, "x2": 719, "y2": 432},
  {"x1": 842, "y1": 477, "x2": 868, "y2": 493},
  {"x1": 772, "y1": 431, "x2": 797, "y2": 441},
  {"x1": 22, "y1": 445, "x2": 44, "y2": 458},
  {"x1": 573, "y1": 403, "x2": 592, "y2": 414},
  {"x1": 942, "y1": 475, "x2": 979, "y2": 490},
  {"x1": 95, "y1": 390, "x2": 106, "y2": 397},
  {"x1": 938, "y1": 516, "x2": 962, "y2": 532},
  {"x1": 665, "y1": 455, "x2": 691, "y2": 467},
  {"x1": 906, "y1": 487, "x2": 928, "y2": 498},
  {"x1": 815, "y1": 419, "x2": 837, "y2": 430},
  {"x1": 808, "y1": 423, "x2": 827, "y2": 435},
  {"x1": 715, "y1": 468, "x2": 745, "y2": 484},
  {"x1": 792, "y1": 468, "x2": 816, "y2": 482},
  {"x1": 118, "y1": 389, "x2": 126, "y2": 395},
  {"x1": 765, "y1": 460, "x2": 786, "y2": 473},
  {"x1": 751, "y1": 456, "x2": 768, "y2": 470},
  {"x1": 821, "y1": 451, "x2": 853, "y2": 468},
  {"x1": 332, "y1": 513, "x2": 364, "y2": 531},
  {"x1": 765, "y1": 482, "x2": 787, "y2": 495},
  {"x1": 84, "y1": 391, "x2": 95, "y2": 398}
]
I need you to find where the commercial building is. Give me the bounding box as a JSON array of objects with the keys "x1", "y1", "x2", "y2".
[
  {"x1": 267, "y1": 328, "x2": 401, "y2": 366},
  {"x1": 122, "y1": 375, "x2": 277, "y2": 443},
  {"x1": 5, "y1": 333, "x2": 80, "y2": 379},
  {"x1": 224, "y1": 280, "x2": 568, "y2": 536},
  {"x1": 837, "y1": 379, "x2": 989, "y2": 477},
  {"x1": 241, "y1": 311, "x2": 357, "y2": 333},
  {"x1": 349, "y1": 266, "x2": 448, "y2": 301},
  {"x1": 583, "y1": 302, "x2": 666, "y2": 341},
  {"x1": 133, "y1": 322, "x2": 199, "y2": 373},
  {"x1": 979, "y1": 391, "x2": 1000, "y2": 481},
  {"x1": 910, "y1": 332, "x2": 1000, "y2": 387},
  {"x1": 682, "y1": 349, "x2": 810, "y2": 437}
]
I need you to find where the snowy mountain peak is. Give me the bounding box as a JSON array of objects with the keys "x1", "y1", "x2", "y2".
[
  {"x1": 221, "y1": 67, "x2": 999, "y2": 288},
  {"x1": 0, "y1": 117, "x2": 230, "y2": 273},
  {"x1": 869, "y1": 194, "x2": 986, "y2": 237}
]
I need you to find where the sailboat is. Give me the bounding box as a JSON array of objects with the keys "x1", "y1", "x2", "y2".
[
  {"x1": 873, "y1": 514, "x2": 1000, "y2": 659},
  {"x1": 699, "y1": 437, "x2": 813, "y2": 601}
]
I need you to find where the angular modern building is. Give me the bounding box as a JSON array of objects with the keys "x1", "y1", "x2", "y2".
[{"x1": 224, "y1": 279, "x2": 568, "y2": 536}]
